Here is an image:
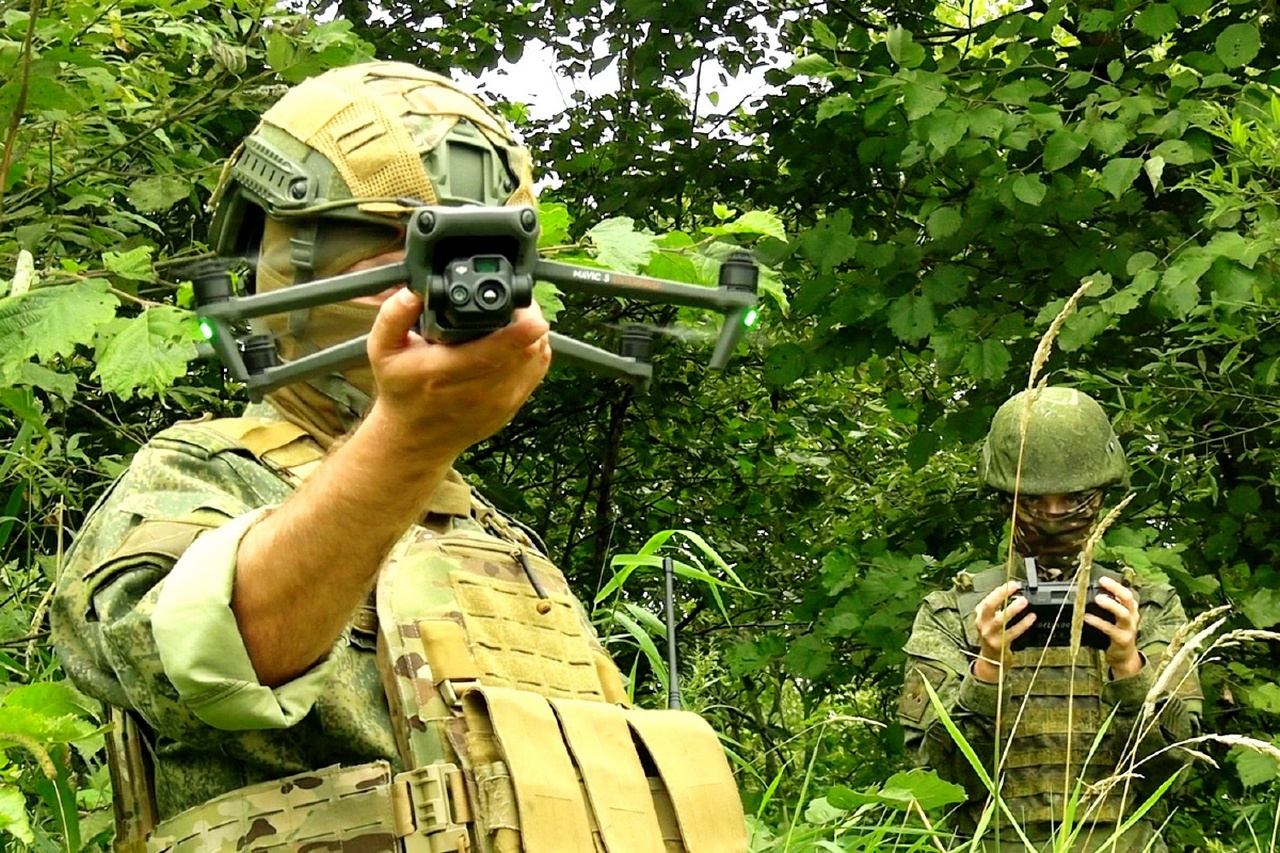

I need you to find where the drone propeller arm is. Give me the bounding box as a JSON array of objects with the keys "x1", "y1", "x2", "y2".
[
  {"x1": 235, "y1": 333, "x2": 651, "y2": 397},
  {"x1": 241, "y1": 336, "x2": 370, "y2": 397},
  {"x1": 549, "y1": 332, "x2": 652, "y2": 387},
  {"x1": 200, "y1": 262, "x2": 411, "y2": 323},
  {"x1": 709, "y1": 307, "x2": 752, "y2": 370},
  {"x1": 533, "y1": 260, "x2": 756, "y2": 313}
]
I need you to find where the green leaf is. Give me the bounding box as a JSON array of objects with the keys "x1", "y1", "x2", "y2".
[
  {"x1": 533, "y1": 282, "x2": 564, "y2": 323},
  {"x1": 127, "y1": 176, "x2": 191, "y2": 212},
  {"x1": 1057, "y1": 305, "x2": 1110, "y2": 351},
  {"x1": 886, "y1": 26, "x2": 925, "y2": 68},
  {"x1": 811, "y1": 18, "x2": 837, "y2": 48},
  {"x1": 925, "y1": 206, "x2": 962, "y2": 239},
  {"x1": 1126, "y1": 252, "x2": 1159, "y2": 277},
  {"x1": 790, "y1": 54, "x2": 834, "y2": 77},
  {"x1": 1242, "y1": 589, "x2": 1280, "y2": 629},
  {"x1": 1078, "y1": 9, "x2": 1114, "y2": 32},
  {"x1": 586, "y1": 218, "x2": 658, "y2": 273},
  {"x1": 3, "y1": 682, "x2": 98, "y2": 721},
  {"x1": 882, "y1": 769, "x2": 967, "y2": 811},
  {"x1": 992, "y1": 79, "x2": 1050, "y2": 105},
  {"x1": 764, "y1": 343, "x2": 806, "y2": 386},
  {"x1": 19, "y1": 362, "x2": 76, "y2": 401},
  {"x1": 816, "y1": 93, "x2": 857, "y2": 123},
  {"x1": 799, "y1": 211, "x2": 859, "y2": 272},
  {"x1": 792, "y1": 276, "x2": 838, "y2": 318},
  {"x1": 905, "y1": 430, "x2": 939, "y2": 471},
  {"x1": 1246, "y1": 683, "x2": 1280, "y2": 714},
  {"x1": 93, "y1": 306, "x2": 198, "y2": 400},
  {"x1": 1098, "y1": 158, "x2": 1143, "y2": 199},
  {"x1": 1042, "y1": 130, "x2": 1089, "y2": 171},
  {"x1": 1152, "y1": 139, "x2": 1196, "y2": 165},
  {"x1": 0, "y1": 785, "x2": 32, "y2": 846},
  {"x1": 1088, "y1": 120, "x2": 1132, "y2": 155},
  {"x1": 921, "y1": 265, "x2": 967, "y2": 305},
  {"x1": 266, "y1": 32, "x2": 297, "y2": 71},
  {"x1": 960, "y1": 339, "x2": 1011, "y2": 382},
  {"x1": 103, "y1": 246, "x2": 154, "y2": 281},
  {"x1": 0, "y1": 705, "x2": 96, "y2": 744},
  {"x1": 1012, "y1": 174, "x2": 1047, "y2": 206},
  {"x1": 903, "y1": 81, "x2": 946, "y2": 120},
  {"x1": 1215, "y1": 23, "x2": 1261, "y2": 69},
  {"x1": 924, "y1": 110, "x2": 968, "y2": 154},
  {"x1": 644, "y1": 252, "x2": 699, "y2": 285},
  {"x1": 1233, "y1": 745, "x2": 1280, "y2": 787},
  {"x1": 719, "y1": 210, "x2": 786, "y2": 242},
  {"x1": 1135, "y1": 3, "x2": 1178, "y2": 38},
  {"x1": 536, "y1": 202, "x2": 572, "y2": 248},
  {"x1": 782, "y1": 635, "x2": 832, "y2": 679},
  {"x1": 1227, "y1": 485, "x2": 1262, "y2": 516},
  {"x1": 1157, "y1": 250, "x2": 1212, "y2": 318},
  {"x1": 887, "y1": 294, "x2": 935, "y2": 342},
  {"x1": 1102, "y1": 270, "x2": 1158, "y2": 316},
  {"x1": 26, "y1": 76, "x2": 85, "y2": 113},
  {"x1": 607, "y1": 608, "x2": 668, "y2": 697},
  {"x1": 0, "y1": 282, "x2": 117, "y2": 381},
  {"x1": 1144, "y1": 155, "x2": 1166, "y2": 190}
]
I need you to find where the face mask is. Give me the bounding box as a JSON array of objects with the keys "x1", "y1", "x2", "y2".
[
  {"x1": 257, "y1": 218, "x2": 405, "y2": 381},
  {"x1": 253, "y1": 217, "x2": 404, "y2": 443},
  {"x1": 1011, "y1": 490, "x2": 1104, "y2": 572}
]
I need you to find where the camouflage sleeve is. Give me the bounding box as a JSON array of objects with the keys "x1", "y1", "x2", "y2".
[
  {"x1": 1098, "y1": 583, "x2": 1202, "y2": 799},
  {"x1": 899, "y1": 591, "x2": 1000, "y2": 795},
  {"x1": 152, "y1": 508, "x2": 339, "y2": 730},
  {"x1": 51, "y1": 433, "x2": 338, "y2": 744}
]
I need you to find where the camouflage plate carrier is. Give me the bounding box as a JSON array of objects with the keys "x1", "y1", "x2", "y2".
[
  {"x1": 951, "y1": 565, "x2": 1128, "y2": 828},
  {"x1": 103, "y1": 416, "x2": 747, "y2": 853}
]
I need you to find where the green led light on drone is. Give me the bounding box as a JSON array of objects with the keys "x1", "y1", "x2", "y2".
[
  {"x1": 198, "y1": 319, "x2": 216, "y2": 341},
  {"x1": 743, "y1": 308, "x2": 760, "y2": 328}
]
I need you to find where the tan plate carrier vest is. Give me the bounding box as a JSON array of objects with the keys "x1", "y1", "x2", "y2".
[
  {"x1": 104, "y1": 417, "x2": 747, "y2": 853},
  {"x1": 955, "y1": 566, "x2": 1128, "y2": 831}
]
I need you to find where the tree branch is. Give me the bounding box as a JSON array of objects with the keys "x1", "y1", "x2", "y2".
[{"x1": 0, "y1": 0, "x2": 43, "y2": 219}]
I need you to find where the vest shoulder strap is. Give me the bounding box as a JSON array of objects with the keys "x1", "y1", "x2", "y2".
[{"x1": 158, "y1": 416, "x2": 325, "y2": 486}]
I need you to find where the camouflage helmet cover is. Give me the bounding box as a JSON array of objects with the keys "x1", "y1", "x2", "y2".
[
  {"x1": 980, "y1": 386, "x2": 1130, "y2": 495},
  {"x1": 208, "y1": 61, "x2": 537, "y2": 257}
]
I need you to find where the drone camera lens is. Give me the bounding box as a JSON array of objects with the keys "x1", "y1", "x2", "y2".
[
  {"x1": 449, "y1": 285, "x2": 471, "y2": 305},
  {"x1": 477, "y1": 281, "x2": 506, "y2": 308}
]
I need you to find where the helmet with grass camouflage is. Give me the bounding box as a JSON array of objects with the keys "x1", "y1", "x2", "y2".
[
  {"x1": 980, "y1": 386, "x2": 1129, "y2": 495},
  {"x1": 207, "y1": 61, "x2": 536, "y2": 264}
]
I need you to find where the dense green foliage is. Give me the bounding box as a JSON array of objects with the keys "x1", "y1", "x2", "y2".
[{"x1": 2, "y1": 0, "x2": 1280, "y2": 849}]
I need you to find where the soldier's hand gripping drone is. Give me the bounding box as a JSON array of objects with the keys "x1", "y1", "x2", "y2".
[{"x1": 192, "y1": 203, "x2": 760, "y2": 395}]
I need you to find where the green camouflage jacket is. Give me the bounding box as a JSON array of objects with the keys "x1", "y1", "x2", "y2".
[
  {"x1": 898, "y1": 561, "x2": 1202, "y2": 852},
  {"x1": 50, "y1": 404, "x2": 595, "y2": 820}
]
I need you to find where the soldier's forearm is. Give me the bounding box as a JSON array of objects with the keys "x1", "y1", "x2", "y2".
[{"x1": 233, "y1": 406, "x2": 455, "y2": 687}]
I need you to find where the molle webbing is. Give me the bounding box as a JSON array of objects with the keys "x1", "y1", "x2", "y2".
[
  {"x1": 450, "y1": 573, "x2": 603, "y2": 700},
  {"x1": 145, "y1": 760, "x2": 481, "y2": 852},
  {"x1": 996, "y1": 647, "x2": 1125, "y2": 824},
  {"x1": 146, "y1": 762, "x2": 400, "y2": 852}
]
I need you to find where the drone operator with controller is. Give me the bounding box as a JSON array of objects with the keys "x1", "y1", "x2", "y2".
[
  {"x1": 898, "y1": 386, "x2": 1202, "y2": 852},
  {"x1": 52, "y1": 61, "x2": 750, "y2": 852}
]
